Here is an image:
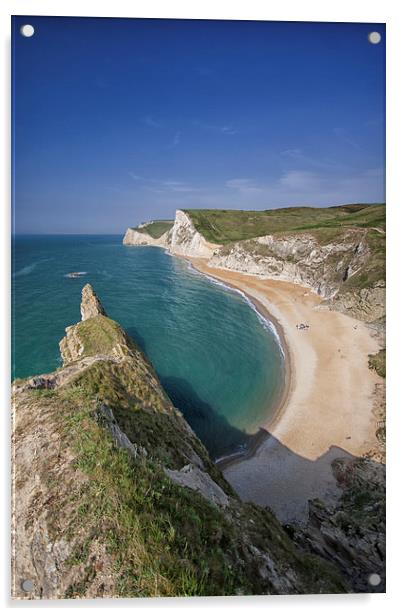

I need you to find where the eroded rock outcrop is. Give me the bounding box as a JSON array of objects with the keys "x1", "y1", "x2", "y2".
[
  {"x1": 329, "y1": 281, "x2": 386, "y2": 323},
  {"x1": 123, "y1": 208, "x2": 385, "y2": 323},
  {"x1": 123, "y1": 210, "x2": 218, "y2": 257},
  {"x1": 165, "y1": 464, "x2": 230, "y2": 508},
  {"x1": 169, "y1": 210, "x2": 219, "y2": 258},
  {"x1": 291, "y1": 457, "x2": 385, "y2": 593},
  {"x1": 123, "y1": 227, "x2": 171, "y2": 248},
  {"x1": 12, "y1": 285, "x2": 348, "y2": 599},
  {"x1": 209, "y1": 230, "x2": 369, "y2": 300},
  {"x1": 80, "y1": 283, "x2": 107, "y2": 321},
  {"x1": 208, "y1": 229, "x2": 385, "y2": 323}
]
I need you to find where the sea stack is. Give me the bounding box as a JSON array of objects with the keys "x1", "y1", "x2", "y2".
[{"x1": 80, "y1": 283, "x2": 107, "y2": 321}]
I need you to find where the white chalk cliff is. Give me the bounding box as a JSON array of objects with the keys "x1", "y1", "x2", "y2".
[
  {"x1": 122, "y1": 227, "x2": 171, "y2": 248},
  {"x1": 123, "y1": 210, "x2": 385, "y2": 322},
  {"x1": 123, "y1": 210, "x2": 219, "y2": 258},
  {"x1": 169, "y1": 210, "x2": 218, "y2": 258}
]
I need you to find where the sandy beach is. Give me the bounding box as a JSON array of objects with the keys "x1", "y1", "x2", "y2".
[{"x1": 188, "y1": 257, "x2": 382, "y2": 524}]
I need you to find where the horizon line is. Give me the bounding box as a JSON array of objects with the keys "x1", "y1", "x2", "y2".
[{"x1": 12, "y1": 232, "x2": 125, "y2": 237}]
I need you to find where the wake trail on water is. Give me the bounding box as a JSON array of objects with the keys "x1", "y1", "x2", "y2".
[{"x1": 13, "y1": 259, "x2": 51, "y2": 277}]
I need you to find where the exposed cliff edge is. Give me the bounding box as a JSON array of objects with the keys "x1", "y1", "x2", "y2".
[
  {"x1": 123, "y1": 205, "x2": 385, "y2": 324},
  {"x1": 12, "y1": 285, "x2": 352, "y2": 599},
  {"x1": 208, "y1": 229, "x2": 385, "y2": 323},
  {"x1": 292, "y1": 456, "x2": 385, "y2": 593},
  {"x1": 80, "y1": 283, "x2": 107, "y2": 320},
  {"x1": 123, "y1": 227, "x2": 171, "y2": 248},
  {"x1": 123, "y1": 211, "x2": 217, "y2": 257},
  {"x1": 169, "y1": 209, "x2": 218, "y2": 258}
]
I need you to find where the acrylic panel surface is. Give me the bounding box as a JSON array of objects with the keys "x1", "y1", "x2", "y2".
[{"x1": 11, "y1": 16, "x2": 385, "y2": 599}]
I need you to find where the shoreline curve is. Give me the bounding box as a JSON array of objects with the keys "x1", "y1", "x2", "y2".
[
  {"x1": 181, "y1": 256, "x2": 293, "y2": 470},
  {"x1": 179, "y1": 257, "x2": 382, "y2": 521}
]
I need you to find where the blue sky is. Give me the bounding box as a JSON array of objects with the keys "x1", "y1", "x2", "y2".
[{"x1": 12, "y1": 17, "x2": 385, "y2": 233}]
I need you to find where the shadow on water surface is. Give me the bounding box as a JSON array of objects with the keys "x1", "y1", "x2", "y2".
[
  {"x1": 125, "y1": 326, "x2": 148, "y2": 356},
  {"x1": 125, "y1": 328, "x2": 257, "y2": 460},
  {"x1": 160, "y1": 375, "x2": 255, "y2": 461}
]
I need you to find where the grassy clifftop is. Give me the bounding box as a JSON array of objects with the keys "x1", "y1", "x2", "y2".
[
  {"x1": 186, "y1": 205, "x2": 385, "y2": 322},
  {"x1": 12, "y1": 285, "x2": 347, "y2": 599},
  {"x1": 131, "y1": 220, "x2": 174, "y2": 239},
  {"x1": 184, "y1": 204, "x2": 385, "y2": 245}
]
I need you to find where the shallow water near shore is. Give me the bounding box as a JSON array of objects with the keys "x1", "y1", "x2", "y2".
[{"x1": 12, "y1": 235, "x2": 284, "y2": 459}]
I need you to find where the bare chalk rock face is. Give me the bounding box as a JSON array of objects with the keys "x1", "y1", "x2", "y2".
[{"x1": 80, "y1": 283, "x2": 107, "y2": 321}]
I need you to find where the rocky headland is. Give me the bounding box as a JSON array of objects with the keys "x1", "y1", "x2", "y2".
[
  {"x1": 11, "y1": 205, "x2": 386, "y2": 598},
  {"x1": 12, "y1": 284, "x2": 357, "y2": 599},
  {"x1": 121, "y1": 204, "x2": 386, "y2": 594},
  {"x1": 123, "y1": 205, "x2": 385, "y2": 325}
]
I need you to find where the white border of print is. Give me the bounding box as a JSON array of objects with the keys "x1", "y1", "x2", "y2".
[{"x1": 1, "y1": 0, "x2": 400, "y2": 614}]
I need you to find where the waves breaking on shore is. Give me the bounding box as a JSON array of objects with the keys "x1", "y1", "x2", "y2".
[{"x1": 185, "y1": 260, "x2": 285, "y2": 357}]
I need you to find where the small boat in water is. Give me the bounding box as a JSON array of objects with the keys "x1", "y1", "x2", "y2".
[{"x1": 66, "y1": 271, "x2": 87, "y2": 278}]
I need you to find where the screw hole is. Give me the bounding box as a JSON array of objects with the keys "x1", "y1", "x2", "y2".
[
  {"x1": 368, "y1": 573, "x2": 381, "y2": 586},
  {"x1": 368, "y1": 32, "x2": 381, "y2": 45},
  {"x1": 20, "y1": 24, "x2": 35, "y2": 38},
  {"x1": 21, "y1": 579, "x2": 34, "y2": 592}
]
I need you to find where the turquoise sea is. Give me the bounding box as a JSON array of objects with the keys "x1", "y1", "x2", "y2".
[{"x1": 12, "y1": 235, "x2": 284, "y2": 460}]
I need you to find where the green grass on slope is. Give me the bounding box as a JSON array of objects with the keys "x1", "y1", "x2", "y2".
[
  {"x1": 184, "y1": 204, "x2": 385, "y2": 244},
  {"x1": 71, "y1": 360, "x2": 231, "y2": 485},
  {"x1": 341, "y1": 228, "x2": 385, "y2": 291},
  {"x1": 19, "y1": 300, "x2": 348, "y2": 598},
  {"x1": 132, "y1": 221, "x2": 174, "y2": 239},
  {"x1": 31, "y1": 384, "x2": 346, "y2": 598},
  {"x1": 71, "y1": 315, "x2": 135, "y2": 358},
  {"x1": 34, "y1": 387, "x2": 238, "y2": 598}
]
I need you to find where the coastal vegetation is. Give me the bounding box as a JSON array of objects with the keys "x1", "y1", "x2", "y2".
[
  {"x1": 177, "y1": 204, "x2": 385, "y2": 323},
  {"x1": 123, "y1": 202, "x2": 386, "y2": 326},
  {"x1": 292, "y1": 456, "x2": 385, "y2": 592},
  {"x1": 184, "y1": 204, "x2": 385, "y2": 245},
  {"x1": 12, "y1": 285, "x2": 348, "y2": 598},
  {"x1": 14, "y1": 201, "x2": 386, "y2": 598},
  {"x1": 61, "y1": 315, "x2": 136, "y2": 360},
  {"x1": 131, "y1": 220, "x2": 174, "y2": 239},
  {"x1": 124, "y1": 206, "x2": 386, "y2": 318}
]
